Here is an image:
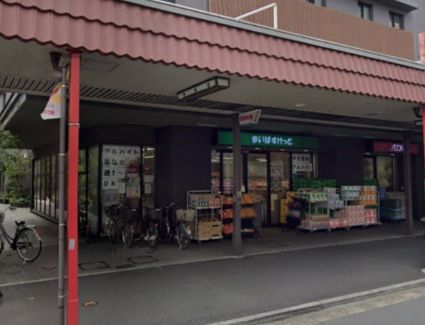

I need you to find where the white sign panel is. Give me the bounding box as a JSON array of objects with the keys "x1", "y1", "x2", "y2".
[{"x1": 239, "y1": 109, "x2": 261, "y2": 126}]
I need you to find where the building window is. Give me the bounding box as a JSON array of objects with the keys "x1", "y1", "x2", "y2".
[
  {"x1": 390, "y1": 12, "x2": 404, "y2": 29},
  {"x1": 358, "y1": 2, "x2": 373, "y2": 21},
  {"x1": 306, "y1": 0, "x2": 315, "y2": 3},
  {"x1": 321, "y1": 0, "x2": 327, "y2": 6}
]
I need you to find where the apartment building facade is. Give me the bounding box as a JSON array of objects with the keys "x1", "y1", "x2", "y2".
[{"x1": 167, "y1": 0, "x2": 425, "y2": 60}]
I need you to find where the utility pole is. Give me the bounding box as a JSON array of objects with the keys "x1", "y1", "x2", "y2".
[{"x1": 58, "y1": 67, "x2": 67, "y2": 325}]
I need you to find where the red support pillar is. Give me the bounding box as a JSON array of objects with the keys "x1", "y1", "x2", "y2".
[{"x1": 67, "y1": 51, "x2": 80, "y2": 325}]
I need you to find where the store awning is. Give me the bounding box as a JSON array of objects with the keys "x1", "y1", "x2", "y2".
[{"x1": 1, "y1": 0, "x2": 425, "y2": 104}]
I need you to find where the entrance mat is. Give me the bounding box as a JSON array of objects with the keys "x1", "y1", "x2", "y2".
[
  {"x1": 115, "y1": 264, "x2": 135, "y2": 270},
  {"x1": 79, "y1": 261, "x2": 110, "y2": 271},
  {"x1": 127, "y1": 255, "x2": 158, "y2": 265}
]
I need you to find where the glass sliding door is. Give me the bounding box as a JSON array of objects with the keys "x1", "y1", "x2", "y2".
[
  {"x1": 247, "y1": 153, "x2": 268, "y2": 224},
  {"x1": 270, "y1": 152, "x2": 290, "y2": 225},
  {"x1": 211, "y1": 150, "x2": 221, "y2": 193},
  {"x1": 223, "y1": 152, "x2": 234, "y2": 194}
]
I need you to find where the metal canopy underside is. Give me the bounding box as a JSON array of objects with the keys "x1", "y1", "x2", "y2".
[{"x1": 0, "y1": 38, "x2": 422, "y2": 151}]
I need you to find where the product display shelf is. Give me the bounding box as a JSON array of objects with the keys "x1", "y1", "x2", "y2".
[
  {"x1": 297, "y1": 191, "x2": 331, "y2": 233},
  {"x1": 221, "y1": 193, "x2": 257, "y2": 237},
  {"x1": 341, "y1": 186, "x2": 381, "y2": 229},
  {"x1": 187, "y1": 190, "x2": 223, "y2": 243}
]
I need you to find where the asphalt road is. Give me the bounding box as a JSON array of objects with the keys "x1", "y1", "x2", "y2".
[
  {"x1": 325, "y1": 297, "x2": 425, "y2": 325},
  {"x1": 1, "y1": 236, "x2": 425, "y2": 325}
]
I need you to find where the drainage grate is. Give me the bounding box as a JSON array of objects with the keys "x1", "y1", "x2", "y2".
[
  {"x1": 127, "y1": 256, "x2": 158, "y2": 265},
  {"x1": 79, "y1": 261, "x2": 110, "y2": 271}
]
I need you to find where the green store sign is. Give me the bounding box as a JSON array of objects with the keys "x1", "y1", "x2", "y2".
[{"x1": 217, "y1": 131, "x2": 319, "y2": 149}]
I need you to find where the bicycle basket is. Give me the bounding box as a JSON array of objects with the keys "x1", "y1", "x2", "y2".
[
  {"x1": 176, "y1": 209, "x2": 195, "y2": 223},
  {"x1": 146, "y1": 208, "x2": 162, "y2": 222}
]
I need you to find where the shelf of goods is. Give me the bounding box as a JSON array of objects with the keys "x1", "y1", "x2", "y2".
[
  {"x1": 335, "y1": 186, "x2": 380, "y2": 229},
  {"x1": 296, "y1": 186, "x2": 380, "y2": 233},
  {"x1": 187, "y1": 191, "x2": 223, "y2": 242},
  {"x1": 298, "y1": 191, "x2": 331, "y2": 232},
  {"x1": 222, "y1": 193, "x2": 257, "y2": 237},
  {"x1": 380, "y1": 198, "x2": 405, "y2": 222}
]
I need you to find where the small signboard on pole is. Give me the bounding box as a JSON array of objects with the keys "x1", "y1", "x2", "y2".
[{"x1": 239, "y1": 109, "x2": 261, "y2": 126}]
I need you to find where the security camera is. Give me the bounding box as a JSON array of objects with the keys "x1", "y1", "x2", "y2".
[{"x1": 50, "y1": 52, "x2": 70, "y2": 71}]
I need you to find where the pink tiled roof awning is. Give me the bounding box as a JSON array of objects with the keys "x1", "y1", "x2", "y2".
[{"x1": 1, "y1": 0, "x2": 425, "y2": 103}]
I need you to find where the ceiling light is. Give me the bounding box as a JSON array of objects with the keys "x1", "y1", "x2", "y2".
[
  {"x1": 177, "y1": 77, "x2": 230, "y2": 101},
  {"x1": 196, "y1": 123, "x2": 219, "y2": 127},
  {"x1": 295, "y1": 103, "x2": 306, "y2": 108}
]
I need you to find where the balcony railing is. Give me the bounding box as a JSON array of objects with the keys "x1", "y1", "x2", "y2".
[{"x1": 209, "y1": 0, "x2": 415, "y2": 60}]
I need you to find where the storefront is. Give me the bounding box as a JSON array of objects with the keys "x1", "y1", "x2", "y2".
[
  {"x1": 30, "y1": 123, "x2": 424, "y2": 236},
  {"x1": 211, "y1": 130, "x2": 320, "y2": 226}
]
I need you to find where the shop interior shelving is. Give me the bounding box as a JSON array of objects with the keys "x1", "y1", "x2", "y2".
[{"x1": 187, "y1": 190, "x2": 223, "y2": 243}]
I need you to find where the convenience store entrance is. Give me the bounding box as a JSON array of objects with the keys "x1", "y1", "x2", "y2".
[{"x1": 212, "y1": 149, "x2": 316, "y2": 226}]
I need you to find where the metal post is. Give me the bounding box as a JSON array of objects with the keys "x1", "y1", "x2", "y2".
[
  {"x1": 232, "y1": 113, "x2": 242, "y2": 256},
  {"x1": 422, "y1": 105, "x2": 425, "y2": 171},
  {"x1": 403, "y1": 132, "x2": 413, "y2": 234},
  {"x1": 58, "y1": 68, "x2": 67, "y2": 325},
  {"x1": 67, "y1": 51, "x2": 80, "y2": 325}
]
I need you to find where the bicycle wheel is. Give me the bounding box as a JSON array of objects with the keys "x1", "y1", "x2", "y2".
[
  {"x1": 16, "y1": 227, "x2": 42, "y2": 262},
  {"x1": 147, "y1": 226, "x2": 158, "y2": 248},
  {"x1": 177, "y1": 227, "x2": 191, "y2": 250},
  {"x1": 122, "y1": 223, "x2": 133, "y2": 248},
  {"x1": 107, "y1": 218, "x2": 119, "y2": 244}
]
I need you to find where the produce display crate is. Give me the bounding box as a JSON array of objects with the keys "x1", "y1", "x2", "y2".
[{"x1": 196, "y1": 221, "x2": 223, "y2": 241}]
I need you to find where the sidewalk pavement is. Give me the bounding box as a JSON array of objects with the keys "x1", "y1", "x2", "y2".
[
  {"x1": 1, "y1": 235, "x2": 425, "y2": 325},
  {"x1": 269, "y1": 283, "x2": 425, "y2": 325},
  {"x1": 1, "y1": 207, "x2": 425, "y2": 285}
]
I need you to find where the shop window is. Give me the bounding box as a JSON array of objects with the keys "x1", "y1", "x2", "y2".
[
  {"x1": 363, "y1": 157, "x2": 375, "y2": 180},
  {"x1": 101, "y1": 145, "x2": 142, "y2": 232},
  {"x1": 40, "y1": 157, "x2": 46, "y2": 214},
  {"x1": 292, "y1": 153, "x2": 313, "y2": 179},
  {"x1": 142, "y1": 147, "x2": 155, "y2": 209},
  {"x1": 45, "y1": 156, "x2": 51, "y2": 216},
  {"x1": 211, "y1": 150, "x2": 221, "y2": 192},
  {"x1": 87, "y1": 146, "x2": 100, "y2": 234},
  {"x1": 78, "y1": 150, "x2": 87, "y2": 226},
  {"x1": 377, "y1": 156, "x2": 395, "y2": 190},
  {"x1": 49, "y1": 156, "x2": 57, "y2": 218}
]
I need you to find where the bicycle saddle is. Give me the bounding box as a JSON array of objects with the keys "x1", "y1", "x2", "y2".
[{"x1": 15, "y1": 221, "x2": 25, "y2": 226}]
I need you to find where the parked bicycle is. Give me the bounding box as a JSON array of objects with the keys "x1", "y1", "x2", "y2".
[
  {"x1": 126, "y1": 207, "x2": 160, "y2": 249},
  {"x1": 158, "y1": 203, "x2": 192, "y2": 250},
  {"x1": 105, "y1": 203, "x2": 130, "y2": 245},
  {"x1": 106, "y1": 203, "x2": 159, "y2": 248},
  {"x1": 0, "y1": 206, "x2": 42, "y2": 263}
]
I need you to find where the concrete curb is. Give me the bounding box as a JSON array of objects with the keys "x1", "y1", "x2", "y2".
[{"x1": 207, "y1": 278, "x2": 425, "y2": 325}]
